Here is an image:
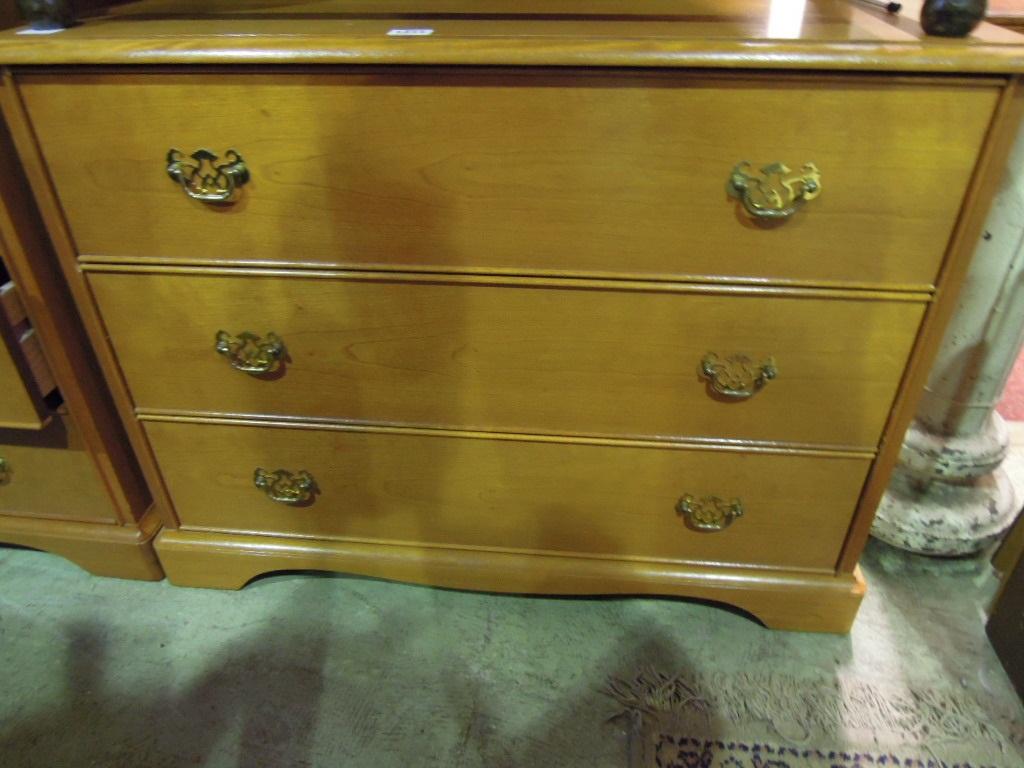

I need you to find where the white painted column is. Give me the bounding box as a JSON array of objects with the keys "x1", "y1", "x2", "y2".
[{"x1": 872, "y1": 121, "x2": 1024, "y2": 556}]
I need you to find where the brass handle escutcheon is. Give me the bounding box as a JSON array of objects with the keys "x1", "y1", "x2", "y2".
[
  {"x1": 677, "y1": 494, "x2": 744, "y2": 532},
  {"x1": 166, "y1": 148, "x2": 249, "y2": 203},
  {"x1": 215, "y1": 330, "x2": 285, "y2": 375},
  {"x1": 701, "y1": 353, "x2": 776, "y2": 399},
  {"x1": 254, "y1": 468, "x2": 316, "y2": 505},
  {"x1": 728, "y1": 161, "x2": 821, "y2": 220}
]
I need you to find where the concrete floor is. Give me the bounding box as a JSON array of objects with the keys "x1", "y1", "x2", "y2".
[{"x1": 0, "y1": 539, "x2": 1022, "y2": 768}]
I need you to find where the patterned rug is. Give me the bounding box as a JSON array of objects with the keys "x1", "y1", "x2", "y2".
[
  {"x1": 605, "y1": 669, "x2": 1024, "y2": 768},
  {"x1": 652, "y1": 735, "x2": 1001, "y2": 768}
]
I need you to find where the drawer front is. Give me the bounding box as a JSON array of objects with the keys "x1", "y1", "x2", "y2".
[
  {"x1": 0, "y1": 418, "x2": 116, "y2": 523},
  {"x1": 0, "y1": 267, "x2": 51, "y2": 430},
  {"x1": 144, "y1": 419, "x2": 871, "y2": 571},
  {"x1": 22, "y1": 72, "x2": 996, "y2": 287},
  {"x1": 0, "y1": 328, "x2": 46, "y2": 430},
  {"x1": 90, "y1": 271, "x2": 924, "y2": 448}
]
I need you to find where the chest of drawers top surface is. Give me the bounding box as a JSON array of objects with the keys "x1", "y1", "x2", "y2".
[{"x1": 1, "y1": 0, "x2": 1024, "y2": 72}]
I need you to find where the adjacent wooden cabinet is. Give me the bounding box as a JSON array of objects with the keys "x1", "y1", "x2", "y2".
[
  {"x1": 2, "y1": 0, "x2": 1024, "y2": 629},
  {"x1": 0, "y1": 113, "x2": 160, "y2": 579}
]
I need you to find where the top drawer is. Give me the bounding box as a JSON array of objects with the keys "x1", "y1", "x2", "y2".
[{"x1": 19, "y1": 71, "x2": 997, "y2": 288}]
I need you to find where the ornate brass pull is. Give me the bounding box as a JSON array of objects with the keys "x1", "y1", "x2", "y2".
[
  {"x1": 728, "y1": 161, "x2": 821, "y2": 220},
  {"x1": 677, "y1": 494, "x2": 744, "y2": 532},
  {"x1": 701, "y1": 353, "x2": 776, "y2": 399},
  {"x1": 166, "y1": 149, "x2": 249, "y2": 203},
  {"x1": 215, "y1": 331, "x2": 285, "y2": 375},
  {"x1": 0, "y1": 457, "x2": 10, "y2": 485},
  {"x1": 254, "y1": 468, "x2": 316, "y2": 505}
]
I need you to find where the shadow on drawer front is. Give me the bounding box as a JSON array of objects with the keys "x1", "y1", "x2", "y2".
[
  {"x1": 89, "y1": 271, "x2": 925, "y2": 448},
  {"x1": 0, "y1": 417, "x2": 116, "y2": 523},
  {"x1": 143, "y1": 419, "x2": 870, "y2": 571},
  {"x1": 20, "y1": 71, "x2": 997, "y2": 287}
]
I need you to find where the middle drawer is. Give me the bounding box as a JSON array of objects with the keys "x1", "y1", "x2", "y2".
[{"x1": 88, "y1": 271, "x2": 925, "y2": 447}]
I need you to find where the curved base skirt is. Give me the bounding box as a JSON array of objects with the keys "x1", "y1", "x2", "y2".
[
  {"x1": 156, "y1": 529, "x2": 865, "y2": 634},
  {"x1": 0, "y1": 511, "x2": 164, "y2": 581}
]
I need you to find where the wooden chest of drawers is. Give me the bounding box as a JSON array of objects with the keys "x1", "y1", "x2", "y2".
[
  {"x1": 0, "y1": 101, "x2": 158, "y2": 578},
  {"x1": 3, "y1": 0, "x2": 1024, "y2": 631}
]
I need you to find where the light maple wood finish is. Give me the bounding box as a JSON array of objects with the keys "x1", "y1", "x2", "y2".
[
  {"x1": 0, "y1": 315, "x2": 47, "y2": 429},
  {"x1": 143, "y1": 416, "x2": 872, "y2": 571},
  {"x1": 0, "y1": 82, "x2": 160, "y2": 579},
  {"x1": 0, "y1": 418, "x2": 116, "y2": 523},
  {"x1": 156, "y1": 528, "x2": 866, "y2": 633},
  {"x1": 20, "y1": 71, "x2": 997, "y2": 289},
  {"x1": 0, "y1": 71, "x2": 181, "y2": 530},
  {"x1": 0, "y1": 506, "x2": 163, "y2": 581},
  {"x1": 0, "y1": 98, "x2": 151, "y2": 524},
  {"x1": 0, "y1": 0, "x2": 1022, "y2": 73},
  {"x1": 0, "y1": 257, "x2": 60, "y2": 429},
  {"x1": 91, "y1": 269, "x2": 925, "y2": 448},
  {"x1": 3, "y1": 0, "x2": 1024, "y2": 629}
]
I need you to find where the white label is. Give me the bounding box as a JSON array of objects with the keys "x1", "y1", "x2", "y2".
[{"x1": 387, "y1": 28, "x2": 434, "y2": 36}]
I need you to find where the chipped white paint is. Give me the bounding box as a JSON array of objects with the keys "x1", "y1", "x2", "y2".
[
  {"x1": 873, "y1": 416, "x2": 1024, "y2": 555},
  {"x1": 872, "y1": 118, "x2": 1024, "y2": 556}
]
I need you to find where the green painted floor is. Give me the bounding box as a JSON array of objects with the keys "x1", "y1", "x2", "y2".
[{"x1": 0, "y1": 539, "x2": 1021, "y2": 767}]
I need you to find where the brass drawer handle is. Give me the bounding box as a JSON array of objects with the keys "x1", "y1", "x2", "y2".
[
  {"x1": 701, "y1": 352, "x2": 776, "y2": 399},
  {"x1": 166, "y1": 148, "x2": 249, "y2": 204},
  {"x1": 254, "y1": 468, "x2": 316, "y2": 505},
  {"x1": 677, "y1": 494, "x2": 744, "y2": 532},
  {"x1": 728, "y1": 161, "x2": 821, "y2": 220},
  {"x1": 215, "y1": 330, "x2": 285, "y2": 375},
  {"x1": 0, "y1": 457, "x2": 10, "y2": 485}
]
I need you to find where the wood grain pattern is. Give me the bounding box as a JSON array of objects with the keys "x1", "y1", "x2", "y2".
[
  {"x1": 0, "y1": 69, "x2": 162, "y2": 579},
  {"x1": 0, "y1": 0, "x2": 1021, "y2": 73},
  {"x1": 20, "y1": 71, "x2": 997, "y2": 288},
  {"x1": 0, "y1": 71, "x2": 162, "y2": 525},
  {"x1": 0, "y1": 417, "x2": 117, "y2": 523},
  {"x1": 0, "y1": 0, "x2": 1019, "y2": 621},
  {"x1": 155, "y1": 527, "x2": 866, "y2": 633},
  {"x1": 143, "y1": 417, "x2": 871, "y2": 571},
  {"x1": 91, "y1": 269, "x2": 925, "y2": 448},
  {"x1": 139, "y1": 412, "x2": 878, "y2": 459},
  {"x1": 0, "y1": 316, "x2": 47, "y2": 429},
  {"x1": 0, "y1": 505, "x2": 163, "y2": 580}
]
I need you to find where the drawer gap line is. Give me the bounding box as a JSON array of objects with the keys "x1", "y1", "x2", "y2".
[{"x1": 136, "y1": 409, "x2": 877, "y2": 459}]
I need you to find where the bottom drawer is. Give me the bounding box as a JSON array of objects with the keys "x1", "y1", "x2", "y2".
[
  {"x1": 144, "y1": 420, "x2": 871, "y2": 571},
  {"x1": 0, "y1": 418, "x2": 116, "y2": 523}
]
